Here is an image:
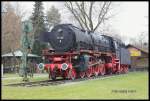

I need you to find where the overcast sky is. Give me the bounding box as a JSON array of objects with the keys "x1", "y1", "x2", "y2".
[{"x1": 2, "y1": 1, "x2": 148, "y2": 44}]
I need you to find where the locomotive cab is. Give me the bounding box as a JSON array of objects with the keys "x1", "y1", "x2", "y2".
[{"x1": 112, "y1": 38, "x2": 131, "y2": 66}]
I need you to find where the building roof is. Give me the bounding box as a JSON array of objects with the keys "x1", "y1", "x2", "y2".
[
  {"x1": 2, "y1": 50, "x2": 40, "y2": 57},
  {"x1": 126, "y1": 44, "x2": 149, "y2": 54}
]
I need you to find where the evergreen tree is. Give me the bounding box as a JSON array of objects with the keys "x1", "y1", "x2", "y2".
[
  {"x1": 31, "y1": 1, "x2": 47, "y2": 55},
  {"x1": 46, "y1": 5, "x2": 61, "y2": 30}
]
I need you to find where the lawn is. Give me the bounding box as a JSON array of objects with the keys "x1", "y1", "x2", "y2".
[
  {"x1": 2, "y1": 73, "x2": 49, "y2": 85},
  {"x1": 2, "y1": 73, "x2": 19, "y2": 78},
  {"x1": 2, "y1": 71, "x2": 149, "y2": 99}
]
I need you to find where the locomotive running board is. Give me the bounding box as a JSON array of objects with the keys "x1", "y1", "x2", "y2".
[{"x1": 42, "y1": 49, "x2": 115, "y2": 57}]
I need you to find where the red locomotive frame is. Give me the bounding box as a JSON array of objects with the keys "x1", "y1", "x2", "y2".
[{"x1": 39, "y1": 49, "x2": 128, "y2": 80}]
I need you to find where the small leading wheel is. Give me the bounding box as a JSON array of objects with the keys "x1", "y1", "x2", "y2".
[
  {"x1": 62, "y1": 70, "x2": 67, "y2": 80},
  {"x1": 51, "y1": 71, "x2": 56, "y2": 80},
  {"x1": 49, "y1": 72, "x2": 51, "y2": 79},
  {"x1": 68, "y1": 69, "x2": 76, "y2": 80},
  {"x1": 51, "y1": 75, "x2": 56, "y2": 80}
]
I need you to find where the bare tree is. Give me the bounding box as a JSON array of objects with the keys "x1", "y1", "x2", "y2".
[
  {"x1": 2, "y1": 3, "x2": 21, "y2": 52},
  {"x1": 13, "y1": 2, "x2": 28, "y2": 21},
  {"x1": 98, "y1": 23, "x2": 129, "y2": 44},
  {"x1": 65, "y1": 1, "x2": 112, "y2": 32},
  {"x1": 2, "y1": 2, "x2": 27, "y2": 21},
  {"x1": 129, "y1": 32, "x2": 148, "y2": 51},
  {"x1": 2, "y1": 2, "x2": 24, "y2": 72}
]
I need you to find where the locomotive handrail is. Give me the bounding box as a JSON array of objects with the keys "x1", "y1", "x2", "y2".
[
  {"x1": 42, "y1": 49, "x2": 115, "y2": 57},
  {"x1": 73, "y1": 60, "x2": 103, "y2": 68},
  {"x1": 88, "y1": 61, "x2": 103, "y2": 67}
]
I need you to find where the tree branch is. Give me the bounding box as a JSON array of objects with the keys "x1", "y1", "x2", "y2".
[
  {"x1": 65, "y1": 1, "x2": 112, "y2": 32},
  {"x1": 75, "y1": 2, "x2": 90, "y2": 30},
  {"x1": 89, "y1": 2, "x2": 94, "y2": 31},
  {"x1": 65, "y1": 2, "x2": 85, "y2": 29},
  {"x1": 93, "y1": 2, "x2": 111, "y2": 32}
]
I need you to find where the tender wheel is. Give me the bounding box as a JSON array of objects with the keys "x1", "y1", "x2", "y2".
[
  {"x1": 51, "y1": 71, "x2": 56, "y2": 80},
  {"x1": 123, "y1": 65, "x2": 128, "y2": 73},
  {"x1": 120, "y1": 65, "x2": 125, "y2": 74},
  {"x1": 125, "y1": 66, "x2": 128, "y2": 73}
]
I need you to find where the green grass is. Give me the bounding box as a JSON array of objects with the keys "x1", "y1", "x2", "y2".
[
  {"x1": 2, "y1": 71, "x2": 149, "y2": 99},
  {"x1": 3, "y1": 73, "x2": 20, "y2": 78},
  {"x1": 2, "y1": 74, "x2": 49, "y2": 85}
]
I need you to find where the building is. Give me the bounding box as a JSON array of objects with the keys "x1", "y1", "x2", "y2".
[
  {"x1": 126, "y1": 44, "x2": 149, "y2": 69},
  {"x1": 2, "y1": 50, "x2": 41, "y2": 73}
]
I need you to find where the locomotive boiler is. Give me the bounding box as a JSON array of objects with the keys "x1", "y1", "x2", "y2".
[{"x1": 38, "y1": 24, "x2": 131, "y2": 80}]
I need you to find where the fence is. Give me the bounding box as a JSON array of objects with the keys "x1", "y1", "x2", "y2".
[{"x1": 129, "y1": 66, "x2": 148, "y2": 72}]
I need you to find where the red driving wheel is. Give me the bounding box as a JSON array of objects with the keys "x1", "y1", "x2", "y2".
[
  {"x1": 86, "y1": 68, "x2": 92, "y2": 78},
  {"x1": 80, "y1": 71, "x2": 85, "y2": 78},
  {"x1": 100, "y1": 65, "x2": 105, "y2": 75},
  {"x1": 94, "y1": 66, "x2": 99, "y2": 76}
]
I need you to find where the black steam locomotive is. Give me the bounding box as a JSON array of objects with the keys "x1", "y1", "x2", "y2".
[{"x1": 38, "y1": 24, "x2": 131, "y2": 80}]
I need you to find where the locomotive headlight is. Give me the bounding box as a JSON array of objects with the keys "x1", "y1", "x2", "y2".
[
  {"x1": 61, "y1": 63, "x2": 68, "y2": 70},
  {"x1": 38, "y1": 63, "x2": 45, "y2": 70}
]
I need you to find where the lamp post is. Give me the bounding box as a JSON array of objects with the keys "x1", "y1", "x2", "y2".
[
  {"x1": 1, "y1": 64, "x2": 3, "y2": 78},
  {"x1": 20, "y1": 20, "x2": 33, "y2": 82}
]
